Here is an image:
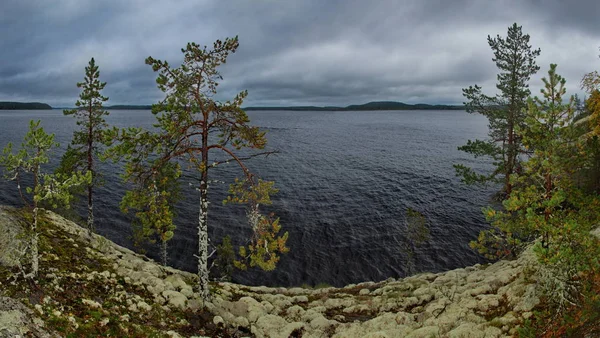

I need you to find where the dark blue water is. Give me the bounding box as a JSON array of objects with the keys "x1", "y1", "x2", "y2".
[{"x1": 0, "y1": 109, "x2": 496, "y2": 287}]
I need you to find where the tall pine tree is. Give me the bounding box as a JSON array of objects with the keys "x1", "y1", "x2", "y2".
[
  {"x1": 61, "y1": 58, "x2": 111, "y2": 234},
  {"x1": 455, "y1": 23, "x2": 540, "y2": 197},
  {"x1": 475, "y1": 65, "x2": 600, "y2": 310},
  {"x1": 117, "y1": 37, "x2": 288, "y2": 301}
]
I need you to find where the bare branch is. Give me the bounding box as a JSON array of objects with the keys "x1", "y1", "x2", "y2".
[{"x1": 207, "y1": 150, "x2": 279, "y2": 170}]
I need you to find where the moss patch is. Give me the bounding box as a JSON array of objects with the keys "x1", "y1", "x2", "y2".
[{"x1": 0, "y1": 208, "x2": 242, "y2": 337}]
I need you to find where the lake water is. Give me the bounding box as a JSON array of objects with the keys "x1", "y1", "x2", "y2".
[{"x1": 0, "y1": 109, "x2": 496, "y2": 287}]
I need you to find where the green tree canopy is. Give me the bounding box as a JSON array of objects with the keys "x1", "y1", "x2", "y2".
[
  {"x1": 455, "y1": 23, "x2": 541, "y2": 198},
  {"x1": 473, "y1": 65, "x2": 600, "y2": 312},
  {"x1": 61, "y1": 57, "x2": 113, "y2": 234},
  {"x1": 1, "y1": 120, "x2": 90, "y2": 278},
  {"x1": 115, "y1": 37, "x2": 288, "y2": 301}
]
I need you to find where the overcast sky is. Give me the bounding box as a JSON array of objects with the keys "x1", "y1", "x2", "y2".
[{"x1": 1, "y1": 0, "x2": 599, "y2": 107}]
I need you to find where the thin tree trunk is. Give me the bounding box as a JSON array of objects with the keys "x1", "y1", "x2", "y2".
[
  {"x1": 30, "y1": 162, "x2": 40, "y2": 278},
  {"x1": 31, "y1": 207, "x2": 39, "y2": 278},
  {"x1": 87, "y1": 111, "x2": 94, "y2": 235},
  {"x1": 198, "y1": 118, "x2": 211, "y2": 301},
  {"x1": 161, "y1": 239, "x2": 168, "y2": 266},
  {"x1": 543, "y1": 173, "x2": 552, "y2": 248},
  {"x1": 88, "y1": 185, "x2": 94, "y2": 234},
  {"x1": 198, "y1": 181, "x2": 210, "y2": 301},
  {"x1": 506, "y1": 111, "x2": 514, "y2": 196}
]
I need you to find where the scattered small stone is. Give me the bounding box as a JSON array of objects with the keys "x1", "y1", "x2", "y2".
[{"x1": 213, "y1": 315, "x2": 224, "y2": 326}]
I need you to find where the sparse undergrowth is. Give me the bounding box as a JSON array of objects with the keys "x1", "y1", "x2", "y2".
[
  {"x1": 0, "y1": 208, "x2": 236, "y2": 337},
  {"x1": 5, "y1": 207, "x2": 595, "y2": 337},
  {"x1": 517, "y1": 270, "x2": 600, "y2": 337}
]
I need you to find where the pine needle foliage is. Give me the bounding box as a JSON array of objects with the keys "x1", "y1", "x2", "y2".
[
  {"x1": 455, "y1": 23, "x2": 541, "y2": 197},
  {"x1": 61, "y1": 58, "x2": 114, "y2": 235},
  {"x1": 1, "y1": 120, "x2": 91, "y2": 278},
  {"x1": 472, "y1": 65, "x2": 600, "y2": 312},
  {"x1": 115, "y1": 37, "x2": 288, "y2": 301}
]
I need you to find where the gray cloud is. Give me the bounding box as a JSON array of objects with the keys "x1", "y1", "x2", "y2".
[{"x1": 0, "y1": 0, "x2": 599, "y2": 107}]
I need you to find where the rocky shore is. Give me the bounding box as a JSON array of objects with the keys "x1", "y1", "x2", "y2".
[{"x1": 0, "y1": 207, "x2": 540, "y2": 337}]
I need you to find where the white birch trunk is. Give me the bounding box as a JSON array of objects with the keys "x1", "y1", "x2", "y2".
[
  {"x1": 30, "y1": 161, "x2": 40, "y2": 278},
  {"x1": 198, "y1": 186, "x2": 210, "y2": 301},
  {"x1": 30, "y1": 206, "x2": 39, "y2": 278}
]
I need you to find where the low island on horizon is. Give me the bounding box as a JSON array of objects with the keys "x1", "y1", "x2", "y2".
[
  {"x1": 1, "y1": 100, "x2": 465, "y2": 111},
  {"x1": 0, "y1": 101, "x2": 52, "y2": 110},
  {"x1": 243, "y1": 101, "x2": 465, "y2": 111}
]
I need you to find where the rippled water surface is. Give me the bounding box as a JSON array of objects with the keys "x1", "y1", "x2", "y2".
[{"x1": 0, "y1": 109, "x2": 496, "y2": 287}]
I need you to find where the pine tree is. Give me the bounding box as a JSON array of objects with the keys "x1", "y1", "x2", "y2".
[
  {"x1": 473, "y1": 65, "x2": 598, "y2": 260},
  {"x1": 118, "y1": 37, "x2": 288, "y2": 301},
  {"x1": 480, "y1": 65, "x2": 600, "y2": 310},
  {"x1": 455, "y1": 23, "x2": 541, "y2": 197},
  {"x1": 61, "y1": 58, "x2": 111, "y2": 235},
  {"x1": 0, "y1": 120, "x2": 91, "y2": 278},
  {"x1": 512, "y1": 64, "x2": 579, "y2": 246},
  {"x1": 120, "y1": 160, "x2": 180, "y2": 266}
]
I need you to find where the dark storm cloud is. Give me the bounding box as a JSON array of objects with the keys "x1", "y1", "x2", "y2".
[{"x1": 0, "y1": 0, "x2": 599, "y2": 107}]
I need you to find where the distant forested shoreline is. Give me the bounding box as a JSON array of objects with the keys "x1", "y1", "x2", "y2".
[
  {"x1": 102, "y1": 101, "x2": 466, "y2": 111},
  {"x1": 243, "y1": 101, "x2": 465, "y2": 111},
  {"x1": 0, "y1": 101, "x2": 464, "y2": 111},
  {"x1": 0, "y1": 102, "x2": 52, "y2": 110}
]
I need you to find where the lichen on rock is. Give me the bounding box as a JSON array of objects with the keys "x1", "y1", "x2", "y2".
[{"x1": 0, "y1": 207, "x2": 544, "y2": 337}]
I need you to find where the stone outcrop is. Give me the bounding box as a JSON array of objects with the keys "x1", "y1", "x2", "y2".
[
  {"x1": 0, "y1": 207, "x2": 541, "y2": 337},
  {"x1": 206, "y1": 248, "x2": 538, "y2": 338},
  {"x1": 0, "y1": 297, "x2": 55, "y2": 338},
  {"x1": 0, "y1": 206, "x2": 25, "y2": 267}
]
